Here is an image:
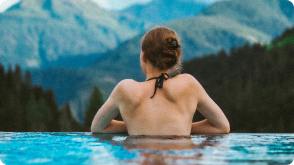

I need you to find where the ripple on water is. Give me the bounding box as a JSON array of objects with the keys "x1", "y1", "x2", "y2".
[{"x1": 0, "y1": 133, "x2": 293, "y2": 164}]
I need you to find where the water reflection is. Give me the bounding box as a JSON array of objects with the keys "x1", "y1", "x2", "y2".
[{"x1": 92, "y1": 134, "x2": 228, "y2": 164}]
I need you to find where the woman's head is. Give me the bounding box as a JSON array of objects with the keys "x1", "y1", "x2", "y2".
[{"x1": 141, "y1": 27, "x2": 181, "y2": 71}]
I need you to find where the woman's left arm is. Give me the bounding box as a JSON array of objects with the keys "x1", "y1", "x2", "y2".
[{"x1": 91, "y1": 83, "x2": 127, "y2": 134}]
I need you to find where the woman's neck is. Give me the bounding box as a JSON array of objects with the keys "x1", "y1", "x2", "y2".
[
  {"x1": 142, "y1": 57, "x2": 169, "y2": 80},
  {"x1": 145, "y1": 68, "x2": 169, "y2": 80}
]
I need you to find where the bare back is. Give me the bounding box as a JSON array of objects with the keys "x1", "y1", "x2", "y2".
[
  {"x1": 116, "y1": 74, "x2": 199, "y2": 135},
  {"x1": 91, "y1": 26, "x2": 229, "y2": 135}
]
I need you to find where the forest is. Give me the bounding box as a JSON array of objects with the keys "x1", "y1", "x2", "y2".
[
  {"x1": 184, "y1": 27, "x2": 294, "y2": 133},
  {"x1": 0, "y1": 27, "x2": 293, "y2": 133},
  {"x1": 0, "y1": 64, "x2": 102, "y2": 132}
]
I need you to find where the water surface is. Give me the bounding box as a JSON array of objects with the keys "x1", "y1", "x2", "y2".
[{"x1": 0, "y1": 132, "x2": 293, "y2": 164}]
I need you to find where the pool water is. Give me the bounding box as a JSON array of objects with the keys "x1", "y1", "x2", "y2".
[{"x1": 0, "y1": 132, "x2": 293, "y2": 165}]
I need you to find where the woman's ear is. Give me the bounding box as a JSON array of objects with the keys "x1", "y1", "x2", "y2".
[{"x1": 141, "y1": 52, "x2": 147, "y2": 63}]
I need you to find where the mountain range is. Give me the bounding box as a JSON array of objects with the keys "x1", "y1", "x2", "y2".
[
  {"x1": 0, "y1": 0, "x2": 214, "y2": 69},
  {"x1": 1, "y1": 0, "x2": 294, "y2": 122},
  {"x1": 34, "y1": 0, "x2": 294, "y2": 122},
  {"x1": 88, "y1": 0, "x2": 294, "y2": 86},
  {"x1": 0, "y1": 0, "x2": 146, "y2": 69},
  {"x1": 111, "y1": 0, "x2": 294, "y2": 60}
]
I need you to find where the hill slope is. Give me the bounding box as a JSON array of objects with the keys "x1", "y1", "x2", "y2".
[
  {"x1": 121, "y1": 0, "x2": 209, "y2": 25},
  {"x1": 90, "y1": 0, "x2": 294, "y2": 95},
  {"x1": 0, "y1": 0, "x2": 145, "y2": 69},
  {"x1": 105, "y1": 0, "x2": 294, "y2": 60}
]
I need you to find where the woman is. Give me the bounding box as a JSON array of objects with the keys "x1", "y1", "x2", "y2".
[{"x1": 91, "y1": 27, "x2": 230, "y2": 135}]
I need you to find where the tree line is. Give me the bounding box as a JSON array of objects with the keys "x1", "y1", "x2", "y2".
[
  {"x1": 184, "y1": 27, "x2": 294, "y2": 133},
  {"x1": 0, "y1": 64, "x2": 103, "y2": 132}
]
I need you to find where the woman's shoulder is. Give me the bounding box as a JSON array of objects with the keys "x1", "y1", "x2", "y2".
[
  {"x1": 173, "y1": 74, "x2": 201, "y2": 87},
  {"x1": 176, "y1": 73, "x2": 195, "y2": 80},
  {"x1": 118, "y1": 79, "x2": 143, "y2": 87},
  {"x1": 115, "y1": 79, "x2": 140, "y2": 92},
  {"x1": 170, "y1": 74, "x2": 205, "y2": 97},
  {"x1": 113, "y1": 79, "x2": 141, "y2": 100},
  {"x1": 117, "y1": 79, "x2": 138, "y2": 86}
]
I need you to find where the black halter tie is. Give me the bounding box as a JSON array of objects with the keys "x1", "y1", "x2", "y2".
[{"x1": 146, "y1": 73, "x2": 169, "y2": 98}]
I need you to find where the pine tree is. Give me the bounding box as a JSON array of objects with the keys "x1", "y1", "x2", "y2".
[
  {"x1": 14, "y1": 64, "x2": 22, "y2": 91},
  {"x1": 6, "y1": 66, "x2": 15, "y2": 90},
  {"x1": 26, "y1": 94, "x2": 39, "y2": 131},
  {"x1": 0, "y1": 63, "x2": 5, "y2": 110},
  {"x1": 37, "y1": 98, "x2": 53, "y2": 131},
  {"x1": 44, "y1": 89, "x2": 60, "y2": 132},
  {"x1": 0, "y1": 62, "x2": 65, "y2": 132},
  {"x1": 59, "y1": 103, "x2": 83, "y2": 132},
  {"x1": 24, "y1": 70, "x2": 32, "y2": 87},
  {"x1": 84, "y1": 86, "x2": 104, "y2": 131},
  {"x1": 19, "y1": 84, "x2": 31, "y2": 131}
]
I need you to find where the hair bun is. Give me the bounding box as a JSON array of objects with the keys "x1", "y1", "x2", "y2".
[
  {"x1": 168, "y1": 40, "x2": 181, "y2": 50},
  {"x1": 141, "y1": 27, "x2": 182, "y2": 70}
]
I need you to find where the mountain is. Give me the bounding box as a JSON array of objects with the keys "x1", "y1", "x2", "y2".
[
  {"x1": 0, "y1": 0, "x2": 145, "y2": 69},
  {"x1": 200, "y1": 0, "x2": 293, "y2": 38},
  {"x1": 268, "y1": 27, "x2": 294, "y2": 50},
  {"x1": 31, "y1": 0, "x2": 294, "y2": 121},
  {"x1": 120, "y1": 0, "x2": 209, "y2": 25},
  {"x1": 107, "y1": 0, "x2": 294, "y2": 60}
]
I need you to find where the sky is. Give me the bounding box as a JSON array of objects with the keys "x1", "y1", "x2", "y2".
[
  {"x1": 0, "y1": 0, "x2": 152, "y2": 11},
  {"x1": 0, "y1": 0, "x2": 223, "y2": 12}
]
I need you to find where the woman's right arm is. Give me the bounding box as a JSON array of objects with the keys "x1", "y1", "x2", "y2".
[
  {"x1": 190, "y1": 78, "x2": 230, "y2": 134},
  {"x1": 91, "y1": 81, "x2": 128, "y2": 134}
]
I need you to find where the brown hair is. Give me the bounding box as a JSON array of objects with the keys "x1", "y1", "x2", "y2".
[{"x1": 141, "y1": 27, "x2": 181, "y2": 70}]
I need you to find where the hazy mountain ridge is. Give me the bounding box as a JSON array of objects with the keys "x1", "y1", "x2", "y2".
[
  {"x1": 108, "y1": 0, "x2": 294, "y2": 60},
  {"x1": 0, "y1": 0, "x2": 145, "y2": 69},
  {"x1": 29, "y1": 0, "x2": 294, "y2": 121},
  {"x1": 121, "y1": 0, "x2": 209, "y2": 24},
  {"x1": 200, "y1": 0, "x2": 293, "y2": 38},
  {"x1": 0, "y1": 0, "x2": 215, "y2": 69}
]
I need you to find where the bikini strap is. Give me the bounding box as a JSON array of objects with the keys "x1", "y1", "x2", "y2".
[{"x1": 146, "y1": 73, "x2": 169, "y2": 98}]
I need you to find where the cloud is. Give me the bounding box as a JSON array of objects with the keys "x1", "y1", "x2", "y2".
[
  {"x1": 91, "y1": 0, "x2": 152, "y2": 10},
  {"x1": 91, "y1": 0, "x2": 225, "y2": 10},
  {"x1": 1, "y1": 0, "x2": 153, "y2": 12},
  {"x1": 0, "y1": 0, "x2": 20, "y2": 12},
  {"x1": 0, "y1": 0, "x2": 224, "y2": 12},
  {"x1": 0, "y1": 0, "x2": 6, "y2": 10}
]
